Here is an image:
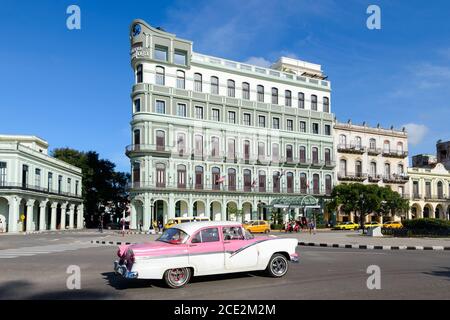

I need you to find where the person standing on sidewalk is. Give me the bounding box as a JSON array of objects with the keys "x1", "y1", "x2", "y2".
[
  {"x1": 309, "y1": 220, "x2": 316, "y2": 235},
  {"x1": 0, "y1": 218, "x2": 4, "y2": 233}
]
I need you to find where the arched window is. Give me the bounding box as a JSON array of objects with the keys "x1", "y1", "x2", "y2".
[
  {"x1": 355, "y1": 160, "x2": 363, "y2": 177},
  {"x1": 194, "y1": 135, "x2": 203, "y2": 156},
  {"x1": 384, "y1": 163, "x2": 391, "y2": 178},
  {"x1": 156, "y1": 163, "x2": 166, "y2": 188},
  {"x1": 311, "y1": 95, "x2": 318, "y2": 111},
  {"x1": 132, "y1": 162, "x2": 140, "y2": 186},
  {"x1": 227, "y1": 79, "x2": 235, "y2": 97},
  {"x1": 244, "y1": 169, "x2": 252, "y2": 192},
  {"x1": 437, "y1": 181, "x2": 444, "y2": 199},
  {"x1": 211, "y1": 137, "x2": 220, "y2": 158},
  {"x1": 323, "y1": 97, "x2": 330, "y2": 112},
  {"x1": 194, "y1": 73, "x2": 202, "y2": 92},
  {"x1": 272, "y1": 143, "x2": 279, "y2": 162},
  {"x1": 212, "y1": 167, "x2": 221, "y2": 190},
  {"x1": 397, "y1": 142, "x2": 404, "y2": 153},
  {"x1": 355, "y1": 136, "x2": 362, "y2": 149},
  {"x1": 242, "y1": 82, "x2": 250, "y2": 100},
  {"x1": 273, "y1": 171, "x2": 280, "y2": 193},
  {"x1": 176, "y1": 70, "x2": 185, "y2": 89},
  {"x1": 156, "y1": 130, "x2": 165, "y2": 151},
  {"x1": 155, "y1": 66, "x2": 165, "y2": 85},
  {"x1": 286, "y1": 145, "x2": 293, "y2": 163},
  {"x1": 244, "y1": 140, "x2": 250, "y2": 161},
  {"x1": 313, "y1": 174, "x2": 320, "y2": 195},
  {"x1": 369, "y1": 138, "x2": 376, "y2": 150},
  {"x1": 300, "y1": 173, "x2": 307, "y2": 194},
  {"x1": 227, "y1": 139, "x2": 235, "y2": 160},
  {"x1": 339, "y1": 134, "x2": 347, "y2": 147},
  {"x1": 211, "y1": 76, "x2": 219, "y2": 94},
  {"x1": 177, "y1": 133, "x2": 186, "y2": 156},
  {"x1": 258, "y1": 142, "x2": 265, "y2": 160},
  {"x1": 287, "y1": 172, "x2": 294, "y2": 193},
  {"x1": 133, "y1": 129, "x2": 141, "y2": 147},
  {"x1": 325, "y1": 148, "x2": 331, "y2": 165},
  {"x1": 257, "y1": 85, "x2": 264, "y2": 102},
  {"x1": 312, "y1": 147, "x2": 319, "y2": 164},
  {"x1": 271, "y1": 88, "x2": 278, "y2": 105},
  {"x1": 298, "y1": 92, "x2": 305, "y2": 109},
  {"x1": 228, "y1": 168, "x2": 236, "y2": 191},
  {"x1": 285, "y1": 90, "x2": 292, "y2": 107},
  {"x1": 195, "y1": 166, "x2": 204, "y2": 189},
  {"x1": 136, "y1": 64, "x2": 143, "y2": 83},
  {"x1": 397, "y1": 163, "x2": 404, "y2": 175},
  {"x1": 299, "y1": 146, "x2": 306, "y2": 164},
  {"x1": 325, "y1": 175, "x2": 332, "y2": 195},
  {"x1": 340, "y1": 159, "x2": 347, "y2": 176},
  {"x1": 384, "y1": 140, "x2": 391, "y2": 153},
  {"x1": 177, "y1": 165, "x2": 186, "y2": 189},
  {"x1": 258, "y1": 170, "x2": 266, "y2": 192},
  {"x1": 370, "y1": 162, "x2": 377, "y2": 176}
]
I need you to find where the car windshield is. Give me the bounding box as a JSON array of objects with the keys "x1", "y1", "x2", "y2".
[{"x1": 157, "y1": 228, "x2": 189, "y2": 244}]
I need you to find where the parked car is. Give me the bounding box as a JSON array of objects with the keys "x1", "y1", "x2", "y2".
[
  {"x1": 333, "y1": 222, "x2": 359, "y2": 230},
  {"x1": 243, "y1": 220, "x2": 271, "y2": 233},
  {"x1": 364, "y1": 222, "x2": 382, "y2": 229},
  {"x1": 383, "y1": 221, "x2": 403, "y2": 229},
  {"x1": 114, "y1": 221, "x2": 299, "y2": 288},
  {"x1": 164, "y1": 217, "x2": 210, "y2": 230}
]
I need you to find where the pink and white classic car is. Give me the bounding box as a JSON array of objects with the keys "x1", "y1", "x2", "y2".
[{"x1": 114, "y1": 221, "x2": 299, "y2": 288}]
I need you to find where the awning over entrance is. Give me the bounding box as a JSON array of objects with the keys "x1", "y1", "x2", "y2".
[{"x1": 268, "y1": 195, "x2": 319, "y2": 209}]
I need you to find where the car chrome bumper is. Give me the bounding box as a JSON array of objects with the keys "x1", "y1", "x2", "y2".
[
  {"x1": 114, "y1": 261, "x2": 138, "y2": 279},
  {"x1": 290, "y1": 253, "x2": 300, "y2": 263}
]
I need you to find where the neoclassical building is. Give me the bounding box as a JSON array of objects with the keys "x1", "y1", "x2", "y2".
[
  {"x1": 334, "y1": 121, "x2": 409, "y2": 222},
  {"x1": 408, "y1": 157, "x2": 450, "y2": 220},
  {"x1": 126, "y1": 20, "x2": 336, "y2": 229},
  {"x1": 0, "y1": 135, "x2": 83, "y2": 233}
]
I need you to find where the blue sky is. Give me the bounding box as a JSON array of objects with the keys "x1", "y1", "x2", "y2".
[{"x1": 1, "y1": 0, "x2": 449, "y2": 172}]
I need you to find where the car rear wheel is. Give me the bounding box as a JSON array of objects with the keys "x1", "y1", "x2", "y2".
[
  {"x1": 264, "y1": 229, "x2": 270, "y2": 234},
  {"x1": 163, "y1": 267, "x2": 192, "y2": 289},
  {"x1": 266, "y1": 253, "x2": 289, "y2": 277}
]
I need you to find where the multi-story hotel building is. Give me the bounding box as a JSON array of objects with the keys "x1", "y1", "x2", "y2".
[
  {"x1": 0, "y1": 135, "x2": 84, "y2": 233},
  {"x1": 407, "y1": 149, "x2": 450, "y2": 220},
  {"x1": 126, "y1": 20, "x2": 335, "y2": 229},
  {"x1": 334, "y1": 121, "x2": 409, "y2": 222}
]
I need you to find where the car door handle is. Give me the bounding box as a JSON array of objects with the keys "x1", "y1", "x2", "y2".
[
  {"x1": 189, "y1": 244, "x2": 198, "y2": 247},
  {"x1": 223, "y1": 241, "x2": 231, "y2": 244}
]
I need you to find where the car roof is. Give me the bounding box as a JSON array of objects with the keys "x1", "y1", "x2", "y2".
[{"x1": 174, "y1": 221, "x2": 242, "y2": 235}]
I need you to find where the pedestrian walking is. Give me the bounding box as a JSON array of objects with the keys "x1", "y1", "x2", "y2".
[
  {"x1": 309, "y1": 220, "x2": 316, "y2": 235},
  {"x1": 158, "y1": 220, "x2": 163, "y2": 233},
  {"x1": 99, "y1": 216, "x2": 104, "y2": 233},
  {"x1": 0, "y1": 218, "x2": 4, "y2": 233},
  {"x1": 139, "y1": 219, "x2": 143, "y2": 232}
]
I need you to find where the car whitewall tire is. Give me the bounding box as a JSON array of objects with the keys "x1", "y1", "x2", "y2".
[
  {"x1": 163, "y1": 267, "x2": 192, "y2": 289},
  {"x1": 266, "y1": 253, "x2": 289, "y2": 278}
]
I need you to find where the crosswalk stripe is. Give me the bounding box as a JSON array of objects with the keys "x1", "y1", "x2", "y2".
[{"x1": 0, "y1": 242, "x2": 101, "y2": 259}]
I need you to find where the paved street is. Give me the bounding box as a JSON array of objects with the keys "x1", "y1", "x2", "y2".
[{"x1": 0, "y1": 231, "x2": 449, "y2": 300}]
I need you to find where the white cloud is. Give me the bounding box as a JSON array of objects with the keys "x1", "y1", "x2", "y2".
[
  {"x1": 402, "y1": 123, "x2": 429, "y2": 145},
  {"x1": 243, "y1": 56, "x2": 272, "y2": 68}
]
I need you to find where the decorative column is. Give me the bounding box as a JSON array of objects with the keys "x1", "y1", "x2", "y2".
[
  {"x1": 50, "y1": 203, "x2": 58, "y2": 231},
  {"x1": 221, "y1": 201, "x2": 227, "y2": 221},
  {"x1": 68, "y1": 204, "x2": 75, "y2": 229},
  {"x1": 143, "y1": 195, "x2": 151, "y2": 231},
  {"x1": 26, "y1": 200, "x2": 35, "y2": 232},
  {"x1": 77, "y1": 204, "x2": 84, "y2": 229},
  {"x1": 60, "y1": 203, "x2": 67, "y2": 230},
  {"x1": 39, "y1": 201, "x2": 47, "y2": 231},
  {"x1": 168, "y1": 194, "x2": 175, "y2": 222},
  {"x1": 8, "y1": 196, "x2": 20, "y2": 233},
  {"x1": 130, "y1": 202, "x2": 137, "y2": 230}
]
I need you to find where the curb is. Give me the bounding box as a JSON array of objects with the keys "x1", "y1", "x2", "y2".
[
  {"x1": 297, "y1": 242, "x2": 450, "y2": 251},
  {"x1": 91, "y1": 240, "x2": 450, "y2": 251}
]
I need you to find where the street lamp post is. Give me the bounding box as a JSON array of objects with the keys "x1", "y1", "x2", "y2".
[{"x1": 150, "y1": 198, "x2": 154, "y2": 232}]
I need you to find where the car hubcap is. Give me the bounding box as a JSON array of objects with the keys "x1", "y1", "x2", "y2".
[
  {"x1": 168, "y1": 268, "x2": 188, "y2": 286},
  {"x1": 271, "y1": 257, "x2": 287, "y2": 275}
]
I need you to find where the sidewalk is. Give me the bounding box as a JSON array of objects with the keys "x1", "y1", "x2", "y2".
[{"x1": 91, "y1": 230, "x2": 450, "y2": 251}]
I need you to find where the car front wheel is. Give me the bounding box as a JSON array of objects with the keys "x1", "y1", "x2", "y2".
[
  {"x1": 266, "y1": 253, "x2": 289, "y2": 278},
  {"x1": 163, "y1": 267, "x2": 192, "y2": 289}
]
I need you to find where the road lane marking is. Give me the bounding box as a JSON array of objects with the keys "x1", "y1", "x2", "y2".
[{"x1": 0, "y1": 242, "x2": 101, "y2": 259}]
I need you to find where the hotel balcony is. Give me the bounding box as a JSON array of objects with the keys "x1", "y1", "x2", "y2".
[
  {"x1": 382, "y1": 150, "x2": 408, "y2": 159},
  {"x1": 367, "y1": 148, "x2": 382, "y2": 156},
  {"x1": 424, "y1": 194, "x2": 448, "y2": 202},
  {"x1": 323, "y1": 160, "x2": 336, "y2": 168},
  {"x1": 129, "y1": 181, "x2": 331, "y2": 196},
  {"x1": 337, "y1": 144, "x2": 366, "y2": 154},
  {"x1": 0, "y1": 182, "x2": 82, "y2": 199},
  {"x1": 337, "y1": 172, "x2": 368, "y2": 182},
  {"x1": 412, "y1": 193, "x2": 422, "y2": 200},
  {"x1": 125, "y1": 144, "x2": 171, "y2": 158},
  {"x1": 382, "y1": 174, "x2": 409, "y2": 184},
  {"x1": 368, "y1": 174, "x2": 382, "y2": 182}
]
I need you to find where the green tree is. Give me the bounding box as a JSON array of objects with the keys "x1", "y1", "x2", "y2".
[{"x1": 52, "y1": 148, "x2": 130, "y2": 227}]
